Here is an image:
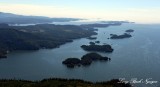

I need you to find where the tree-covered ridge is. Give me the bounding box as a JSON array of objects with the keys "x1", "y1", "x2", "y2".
[
  {"x1": 0, "y1": 24, "x2": 97, "y2": 58},
  {"x1": 0, "y1": 78, "x2": 132, "y2": 87}
]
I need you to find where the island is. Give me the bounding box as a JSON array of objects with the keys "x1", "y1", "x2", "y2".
[
  {"x1": 62, "y1": 53, "x2": 111, "y2": 68},
  {"x1": 62, "y1": 58, "x2": 81, "y2": 68},
  {"x1": 86, "y1": 36, "x2": 97, "y2": 40},
  {"x1": 81, "y1": 44, "x2": 113, "y2": 52},
  {"x1": 125, "y1": 29, "x2": 134, "y2": 33},
  {"x1": 81, "y1": 53, "x2": 111, "y2": 66},
  {"x1": 0, "y1": 52, "x2": 7, "y2": 59},
  {"x1": 95, "y1": 41, "x2": 100, "y2": 43},
  {"x1": 110, "y1": 33, "x2": 132, "y2": 39},
  {"x1": 89, "y1": 42, "x2": 96, "y2": 45},
  {"x1": 89, "y1": 41, "x2": 100, "y2": 45}
]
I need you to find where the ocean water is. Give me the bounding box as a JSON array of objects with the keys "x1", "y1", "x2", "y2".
[{"x1": 0, "y1": 23, "x2": 160, "y2": 87}]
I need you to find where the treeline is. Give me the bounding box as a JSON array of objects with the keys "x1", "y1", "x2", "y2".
[{"x1": 0, "y1": 78, "x2": 132, "y2": 87}]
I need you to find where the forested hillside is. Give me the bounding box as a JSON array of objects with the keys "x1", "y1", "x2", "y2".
[{"x1": 0, "y1": 24, "x2": 97, "y2": 58}]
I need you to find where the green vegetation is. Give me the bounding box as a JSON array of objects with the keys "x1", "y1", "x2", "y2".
[
  {"x1": 0, "y1": 78, "x2": 132, "y2": 87},
  {"x1": 0, "y1": 24, "x2": 97, "y2": 58},
  {"x1": 81, "y1": 44, "x2": 113, "y2": 52},
  {"x1": 81, "y1": 53, "x2": 111, "y2": 66},
  {"x1": 125, "y1": 29, "x2": 134, "y2": 33},
  {"x1": 62, "y1": 53, "x2": 111, "y2": 68},
  {"x1": 110, "y1": 29, "x2": 134, "y2": 39},
  {"x1": 62, "y1": 58, "x2": 81, "y2": 68},
  {"x1": 110, "y1": 33, "x2": 132, "y2": 39}
]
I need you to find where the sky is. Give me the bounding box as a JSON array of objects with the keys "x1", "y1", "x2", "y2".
[{"x1": 0, "y1": 0, "x2": 160, "y2": 24}]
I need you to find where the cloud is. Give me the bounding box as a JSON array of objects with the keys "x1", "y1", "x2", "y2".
[
  {"x1": 0, "y1": 3, "x2": 70, "y2": 17},
  {"x1": 0, "y1": 3, "x2": 160, "y2": 23}
]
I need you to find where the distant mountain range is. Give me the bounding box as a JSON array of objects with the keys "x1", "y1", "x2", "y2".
[{"x1": 0, "y1": 12, "x2": 80, "y2": 24}]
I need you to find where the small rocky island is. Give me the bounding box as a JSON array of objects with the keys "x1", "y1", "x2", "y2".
[
  {"x1": 89, "y1": 41, "x2": 100, "y2": 45},
  {"x1": 86, "y1": 36, "x2": 97, "y2": 40},
  {"x1": 95, "y1": 41, "x2": 100, "y2": 43},
  {"x1": 109, "y1": 29, "x2": 135, "y2": 39},
  {"x1": 81, "y1": 44, "x2": 113, "y2": 52},
  {"x1": 110, "y1": 33, "x2": 132, "y2": 39},
  {"x1": 125, "y1": 29, "x2": 134, "y2": 33},
  {"x1": 62, "y1": 53, "x2": 111, "y2": 68},
  {"x1": 89, "y1": 42, "x2": 96, "y2": 45},
  {"x1": 0, "y1": 50, "x2": 7, "y2": 59}
]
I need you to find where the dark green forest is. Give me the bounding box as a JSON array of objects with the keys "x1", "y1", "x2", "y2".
[
  {"x1": 0, "y1": 24, "x2": 97, "y2": 58},
  {"x1": 0, "y1": 78, "x2": 131, "y2": 87}
]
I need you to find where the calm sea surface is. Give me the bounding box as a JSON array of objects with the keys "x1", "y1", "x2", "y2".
[{"x1": 0, "y1": 24, "x2": 160, "y2": 87}]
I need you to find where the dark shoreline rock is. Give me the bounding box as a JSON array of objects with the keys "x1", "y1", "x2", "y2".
[
  {"x1": 62, "y1": 53, "x2": 111, "y2": 68},
  {"x1": 81, "y1": 44, "x2": 113, "y2": 52}
]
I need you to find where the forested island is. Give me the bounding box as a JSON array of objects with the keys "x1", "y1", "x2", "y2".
[
  {"x1": 110, "y1": 29, "x2": 134, "y2": 39},
  {"x1": 110, "y1": 33, "x2": 132, "y2": 39},
  {"x1": 87, "y1": 36, "x2": 97, "y2": 40},
  {"x1": 125, "y1": 29, "x2": 134, "y2": 33},
  {"x1": 0, "y1": 78, "x2": 131, "y2": 87},
  {"x1": 0, "y1": 24, "x2": 97, "y2": 58},
  {"x1": 81, "y1": 44, "x2": 114, "y2": 52},
  {"x1": 62, "y1": 53, "x2": 111, "y2": 68}
]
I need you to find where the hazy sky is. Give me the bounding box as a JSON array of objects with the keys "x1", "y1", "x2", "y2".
[{"x1": 0, "y1": 0, "x2": 160, "y2": 24}]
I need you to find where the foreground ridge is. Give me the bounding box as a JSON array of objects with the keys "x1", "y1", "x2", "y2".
[{"x1": 0, "y1": 78, "x2": 132, "y2": 87}]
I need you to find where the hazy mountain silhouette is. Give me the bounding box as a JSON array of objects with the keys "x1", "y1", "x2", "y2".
[{"x1": 0, "y1": 12, "x2": 80, "y2": 24}]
